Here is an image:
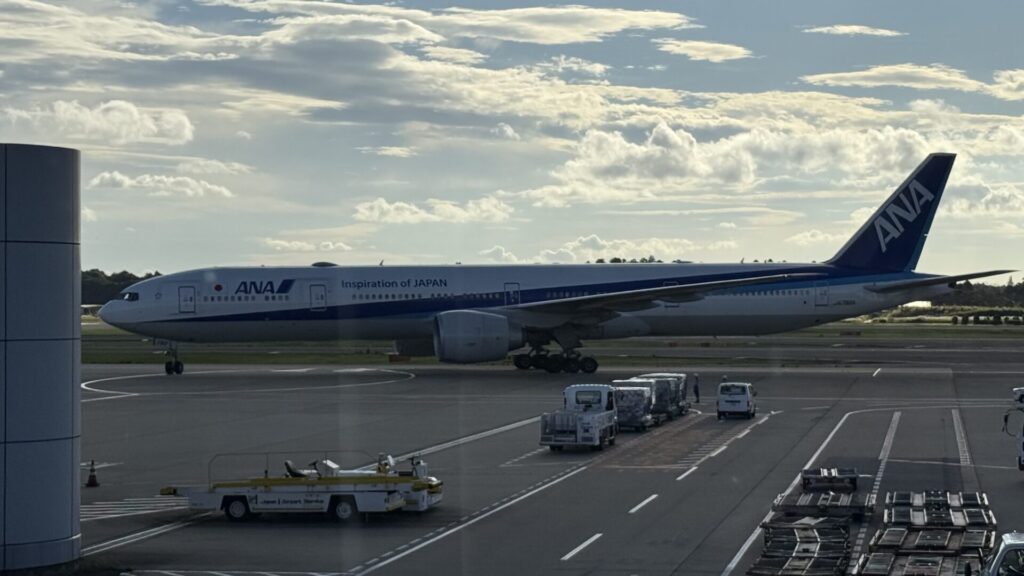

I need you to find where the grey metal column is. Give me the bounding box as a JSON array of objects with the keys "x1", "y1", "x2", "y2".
[{"x1": 1, "y1": 144, "x2": 81, "y2": 569}]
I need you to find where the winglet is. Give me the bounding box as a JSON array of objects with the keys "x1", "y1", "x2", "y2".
[{"x1": 828, "y1": 153, "x2": 955, "y2": 272}]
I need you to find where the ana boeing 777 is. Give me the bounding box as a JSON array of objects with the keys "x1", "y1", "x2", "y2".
[{"x1": 99, "y1": 153, "x2": 1008, "y2": 375}]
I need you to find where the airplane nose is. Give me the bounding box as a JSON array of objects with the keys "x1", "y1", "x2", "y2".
[{"x1": 98, "y1": 302, "x2": 120, "y2": 327}]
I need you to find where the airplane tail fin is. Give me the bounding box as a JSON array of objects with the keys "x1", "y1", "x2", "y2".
[{"x1": 827, "y1": 153, "x2": 955, "y2": 272}]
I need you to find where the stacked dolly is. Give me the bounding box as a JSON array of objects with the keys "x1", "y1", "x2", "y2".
[
  {"x1": 747, "y1": 467, "x2": 872, "y2": 576},
  {"x1": 853, "y1": 491, "x2": 995, "y2": 575}
]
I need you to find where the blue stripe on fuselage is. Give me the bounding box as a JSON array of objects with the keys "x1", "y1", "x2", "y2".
[{"x1": 158, "y1": 266, "x2": 924, "y2": 325}]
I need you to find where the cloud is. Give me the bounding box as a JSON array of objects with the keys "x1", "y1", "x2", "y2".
[
  {"x1": 353, "y1": 195, "x2": 514, "y2": 223},
  {"x1": 520, "y1": 121, "x2": 931, "y2": 207},
  {"x1": 785, "y1": 229, "x2": 846, "y2": 246},
  {"x1": 358, "y1": 146, "x2": 418, "y2": 157},
  {"x1": 263, "y1": 238, "x2": 353, "y2": 252},
  {"x1": 3, "y1": 100, "x2": 193, "y2": 145},
  {"x1": 478, "y1": 234, "x2": 736, "y2": 263},
  {"x1": 718, "y1": 221, "x2": 737, "y2": 229},
  {"x1": 535, "y1": 55, "x2": 609, "y2": 77},
  {"x1": 421, "y1": 45, "x2": 487, "y2": 65},
  {"x1": 235, "y1": 130, "x2": 253, "y2": 140},
  {"x1": 803, "y1": 25, "x2": 906, "y2": 37},
  {"x1": 802, "y1": 64, "x2": 1024, "y2": 101},
  {"x1": 81, "y1": 206, "x2": 98, "y2": 222},
  {"x1": 652, "y1": 39, "x2": 753, "y2": 63},
  {"x1": 946, "y1": 180, "x2": 1024, "y2": 217},
  {"x1": 88, "y1": 171, "x2": 234, "y2": 198},
  {"x1": 198, "y1": 2, "x2": 698, "y2": 45},
  {"x1": 491, "y1": 122, "x2": 520, "y2": 140},
  {"x1": 177, "y1": 158, "x2": 253, "y2": 175}
]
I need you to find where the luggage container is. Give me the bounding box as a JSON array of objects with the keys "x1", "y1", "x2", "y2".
[{"x1": 613, "y1": 386, "x2": 656, "y2": 432}]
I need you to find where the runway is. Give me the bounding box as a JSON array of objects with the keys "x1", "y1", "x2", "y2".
[{"x1": 76, "y1": 342, "x2": 1024, "y2": 575}]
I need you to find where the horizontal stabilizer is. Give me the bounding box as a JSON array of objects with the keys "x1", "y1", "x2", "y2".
[{"x1": 866, "y1": 270, "x2": 1014, "y2": 294}]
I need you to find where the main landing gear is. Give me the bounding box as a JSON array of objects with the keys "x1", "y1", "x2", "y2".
[
  {"x1": 163, "y1": 342, "x2": 184, "y2": 375},
  {"x1": 512, "y1": 348, "x2": 599, "y2": 374}
]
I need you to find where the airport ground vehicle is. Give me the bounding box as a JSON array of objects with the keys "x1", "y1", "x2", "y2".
[
  {"x1": 614, "y1": 386, "x2": 656, "y2": 431},
  {"x1": 161, "y1": 454, "x2": 443, "y2": 522},
  {"x1": 613, "y1": 378, "x2": 667, "y2": 426},
  {"x1": 540, "y1": 384, "x2": 617, "y2": 451},
  {"x1": 718, "y1": 382, "x2": 757, "y2": 419},
  {"x1": 637, "y1": 372, "x2": 689, "y2": 413}
]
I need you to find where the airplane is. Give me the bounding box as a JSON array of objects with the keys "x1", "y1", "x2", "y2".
[{"x1": 99, "y1": 153, "x2": 1009, "y2": 375}]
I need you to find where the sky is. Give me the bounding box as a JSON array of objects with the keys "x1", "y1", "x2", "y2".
[{"x1": 2, "y1": 0, "x2": 1023, "y2": 278}]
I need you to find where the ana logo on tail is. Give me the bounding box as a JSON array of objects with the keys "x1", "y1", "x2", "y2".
[{"x1": 874, "y1": 180, "x2": 935, "y2": 253}]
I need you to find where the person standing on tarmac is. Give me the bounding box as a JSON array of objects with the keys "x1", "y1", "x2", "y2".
[{"x1": 693, "y1": 373, "x2": 700, "y2": 403}]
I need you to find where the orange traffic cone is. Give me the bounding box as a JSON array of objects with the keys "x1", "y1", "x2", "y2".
[{"x1": 86, "y1": 460, "x2": 99, "y2": 488}]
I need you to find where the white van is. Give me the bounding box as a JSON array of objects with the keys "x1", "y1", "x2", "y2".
[{"x1": 717, "y1": 382, "x2": 757, "y2": 419}]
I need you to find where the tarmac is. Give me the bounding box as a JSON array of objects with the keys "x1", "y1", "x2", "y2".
[{"x1": 76, "y1": 336, "x2": 1024, "y2": 575}]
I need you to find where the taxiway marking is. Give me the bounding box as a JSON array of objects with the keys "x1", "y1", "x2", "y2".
[
  {"x1": 873, "y1": 368, "x2": 882, "y2": 377},
  {"x1": 676, "y1": 467, "x2": 698, "y2": 481},
  {"x1": 952, "y1": 408, "x2": 972, "y2": 466},
  {"x1": 82, "y1": 514, "x2": 210, "y2": 556},
  {"x1": 852, "y1": 412, "x2": 901, "y2": 559},
  {"x1": 561, "y1": 533, "x2": 603, "y2": 561},
  {"x1": 628, "y1": 494, "x2": 658, "y2": 514}
]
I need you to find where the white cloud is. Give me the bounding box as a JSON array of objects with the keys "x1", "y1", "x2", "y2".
[
  {"x1": 946, "y1": 181, "x2": 1024, "y2": 217},
  {"x1": 3, "y1": 100, "x2": 194, "y2": 145},
  {"x1": 177, "y1": 158, "x2": 253, "y2": 175},
  {"x1": 803, "y1": 25, "x2": 906, "y2": 37},
  {"x1": 353, "y1": 195, "x2": 514, "y2": 223},
  {"x1": 785, "y1": 229, "x2": 846, "y2": 246},
  {"x1": 235, "y1": 130, "x2": 253, "y2": 140},
  {"x1": 82, "y1": 206, "x2": 98, "y2": 222},
  {"x1": 652, "y1": 39, "x2": 753, "y2": 63},
  {"x1": 491, "y1": 122, "x2": 520, "y2": 140},
  {"x1": 88, "y1": 171, "x2": 234, "y2": 198},
  {"x1": 263, "y1": 238, "x2": 353, "y2": 252},
  {"x1": 535, "y1": 55, "x2": 609, "y2": 77},
  {"x1": 478, "y1": 234, "x2": 733, "y2": 263},
  {"x1": 521, "y1": 122, "x2": 931, "y2": 207},
  {"x1": 718, "y1": 221, "x2": 737, "y2": 229},
  {"x1": 421, "y1": 45, "x2": 487, "y2": 65},
  {"x1": 358, "y1": 146, "x2": 418, "y2": 158},
  {"x1": 263, "y1": 14, "x2": 444, "y2": 46},
  {"x1": 802, "y1": 64, "x2": 1024, "y2": 101},
  {"x1": 198, "y1": 2, "x2": 698, "y2": 45}
]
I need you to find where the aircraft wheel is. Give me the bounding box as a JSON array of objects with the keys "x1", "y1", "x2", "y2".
[
  {"x1": 530, "y1": 355, "x2": 548, "y2": 370},
  {"x1": 562, "y1": 358, "x2": 580, "y2": 374},
  {"x1": 513, "y1": 354, "x2": 532, "y2": 370},
  {"x1": 173, "y1": 361, "x2": 184, "y2": 375},
  {"x1": 164, "y1": 361, "x2": 174, "y2": 375},
  {"x1": 580, "y1": 357, "x2": 598, "y2": 374},
  {"x1": 544, "y1": 354, "x2": 564, "y2": 373}
]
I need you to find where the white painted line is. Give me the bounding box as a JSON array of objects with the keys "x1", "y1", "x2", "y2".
[
  {"x1": 676, "y1": 467, "x2": 698, "y2": 481},
  {"x1": 82, "y1": 514, "x2": 208, "y2": 556},
  {"x1": 952, "y1": 408, "x2": 972, "y2": 466},
  {"x1": 271, "y1": 368, "x2": 316, "y2": 373},
  {"x1": 561, "y1": 533, "x2": 603, "y2": 561},
  {"x1": 735, "y1": 429, "x2": 750, "y2": 440},
  {"x1": 886, "y1": 458, "x2": 1017, "y2": 471},
  {"x1": 360, "y1": 415, "x2": 542, "y2": 470},
  {"x1": 360, "y1": 466, "x2": 588, "y2": 574},
  {"x1": 708, "y1": 445, "x2": 728, "y2": 459},
  {"x1": 879, "y1": 411, "x2": 901, "y2": 461},
  {"x1": 873, "y1": 368, "x2": 882, "y2": 377},
  {"x1": 628, "y1": 494, "x2": 658, "y2": 515}
]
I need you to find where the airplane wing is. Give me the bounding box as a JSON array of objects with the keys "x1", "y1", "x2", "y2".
[
  {"x1": 865, "y1": 270, "x2": 1013, "y2": 294},
  {"x1": 509, "y1": 272, "x2": 823, "y2": 316}
]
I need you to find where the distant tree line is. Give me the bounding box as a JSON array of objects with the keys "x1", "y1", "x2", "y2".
[
  {"x1": 931, "y1": 278, "x2": 1024, "y2": 308},
  {"x1": 82, "y1": 269, "x2": 161, "y2": 304}
]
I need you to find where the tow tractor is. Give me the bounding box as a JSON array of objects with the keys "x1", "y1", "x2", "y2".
[{"x1": 161, "y1": 453, "x2": 443, "y2": 522}]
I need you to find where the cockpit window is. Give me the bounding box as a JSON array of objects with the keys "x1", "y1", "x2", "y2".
[{"x1": 121, "y1": 292, "x2": 139, "y2": 302}]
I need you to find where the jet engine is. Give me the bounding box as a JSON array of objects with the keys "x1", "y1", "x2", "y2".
[{"x1": 433, "y1": 310, "x2": 524, "y2": 363}]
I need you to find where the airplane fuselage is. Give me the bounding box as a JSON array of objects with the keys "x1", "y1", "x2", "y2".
[{"x1": 99, "y1": 262, "x2": 946, "y2": 344}]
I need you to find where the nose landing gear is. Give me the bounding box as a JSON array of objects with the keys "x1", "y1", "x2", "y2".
[{"x1": 163, "y1": 342, "x2": 185, "y2": 375}]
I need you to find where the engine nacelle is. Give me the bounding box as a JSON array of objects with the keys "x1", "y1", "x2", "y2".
[
  {"x1": 433, "y1": 310, "x2": 524, "y2": 363},
  {"x1": 394, "y1": 339, "x2": 435, "y2": 357}
]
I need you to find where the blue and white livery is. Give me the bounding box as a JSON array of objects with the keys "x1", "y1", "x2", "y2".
[{"x1": 99, "y1": 154, "x2": 1008, "y2": 375}]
